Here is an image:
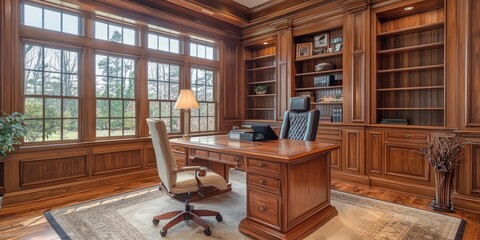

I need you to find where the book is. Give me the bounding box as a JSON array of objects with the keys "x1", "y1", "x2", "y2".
[{"x1": 228, "y1": 129, "x2": 253, "y2": 140}]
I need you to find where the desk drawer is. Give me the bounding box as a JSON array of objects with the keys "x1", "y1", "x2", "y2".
[
  {"x1": 221, "y1": 154, "x2": 244, "y2": 170},
  {"x1": 171, "y1": 145, "x2": 186, "y2": 155},
  {"x1": 247, "y1": 159, "x2": 281, "y2": 177},
  {"x1": 386, "y1": 132, "x2": 429, "y2": 142},
  {"x1": 248, "y1": 190, "x2": 280, "y2": 228},
  {"x1": 247, "y1": 174, "x2": 280, "y2": 194}
]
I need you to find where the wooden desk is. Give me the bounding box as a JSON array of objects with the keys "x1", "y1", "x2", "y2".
[{"x1": 170, "y1": 135, "x2": 339, "y2": 240}]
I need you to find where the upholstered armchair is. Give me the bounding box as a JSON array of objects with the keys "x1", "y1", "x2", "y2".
[
  {"x1": 279, "y1": 96, "x2": 320, "y2": 141},
  {"x1": 146, "y1": 118, "x2": 228, "y2": 237}
]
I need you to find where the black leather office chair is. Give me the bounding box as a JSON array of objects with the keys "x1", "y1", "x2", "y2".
[{"x1": 279, "y1": 96, "x2": 319, "y2": 141}]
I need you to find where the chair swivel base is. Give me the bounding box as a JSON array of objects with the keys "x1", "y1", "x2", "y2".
[{"x1": 152, "y1": 203, "x2": 223, "y2": 237}]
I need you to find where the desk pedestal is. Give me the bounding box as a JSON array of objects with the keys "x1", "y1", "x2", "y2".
[{"x1": 239, "y1": 152, "x2": 337, "y2": 240}]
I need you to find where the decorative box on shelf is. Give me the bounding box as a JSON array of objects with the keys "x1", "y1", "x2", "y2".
[{"x1": 315, "y1": 62, "x2": 334, "y2": 71}]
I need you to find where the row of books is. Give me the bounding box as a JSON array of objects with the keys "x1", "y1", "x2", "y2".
[{"x1": 332, "y1": 108, "x2": 343, "y2": 122}]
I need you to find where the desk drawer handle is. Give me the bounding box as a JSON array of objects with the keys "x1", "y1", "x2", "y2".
[
  {"x1": 259, "y1": 206, "x2": 267, "y2": 211},
  {"x1": 234, "y1": 156, "x2": 242, "y2": 167},
  {"x1": 259, "y1": 179, "x2": 267, "y2": 185},
  {"x1": 257, "y1": 162, "x2": 265, "y2": 167}
]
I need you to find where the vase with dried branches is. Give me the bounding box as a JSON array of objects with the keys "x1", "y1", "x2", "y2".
[{"x1": 419, "y1": 134, "x2": 467, "y2": 212}]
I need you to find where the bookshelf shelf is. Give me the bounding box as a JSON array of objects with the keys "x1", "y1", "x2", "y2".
[
  {"x1": 247, "y1": 80, "x2": 276, "y2": 85},
  {"x1": 247, "y1": 94, "x2": 277, "y2": 97},
  {"x1": 245, "y1": 54, "x2": 276, "y2": 61},
  {"x1": 377, "y1": 42, "x2": 444, "y2": 54},
  {"x1": 294, "y1": 69, "x2": 343, "y2": 77},
  {"x1": 294, "y1": 52, "x2": 343, "y2": 62}
]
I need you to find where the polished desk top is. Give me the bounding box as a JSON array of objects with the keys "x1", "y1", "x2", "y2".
[{"x1": 170, "y1": 135, "x2": 339, "y2": 163}]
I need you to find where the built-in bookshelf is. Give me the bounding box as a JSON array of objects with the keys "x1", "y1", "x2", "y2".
[
  {"x1": 293, "y1": 28, "x2": 344, "y2": 123},
  {"x1": 375, "y1": 4, "x2": 445, "y2": 126},
  {"x1": 244, "y1": 41, "x2": 277, "y2": 121}
]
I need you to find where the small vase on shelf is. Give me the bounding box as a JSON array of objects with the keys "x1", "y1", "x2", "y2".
[{"x1": 254, "y1": 85, "x2": 267, "y2": 95}]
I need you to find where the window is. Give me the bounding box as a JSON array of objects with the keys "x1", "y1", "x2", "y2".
[
  {"x1": 95, "y1": 54, "x2": 136, "y2": 137},
  {"x1": 22, "y1": 4, "x2": 80, "y2": 35},
  {"x1": 190, "y1": 67, "x2": 215, "y2": 132},
  {"x1": 148, "y1": 32, "x2": 180, "y2": 54},
  {"x1": 147, "y1": 62, "x2": 181, "y2": 133},
  {"x1": 23, "y1": 44, "x2": 79, "y2": 142},
  {"x1": 190, "y1": 42, "x2": 215, "y2": 60},
  {"x1": 95, "y1": 21, "x2": 136, "y2": 46}
]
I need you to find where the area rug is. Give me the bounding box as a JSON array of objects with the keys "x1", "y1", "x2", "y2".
[{"x1": 45, "y1": 170, "x2": 465, "y2": 240}]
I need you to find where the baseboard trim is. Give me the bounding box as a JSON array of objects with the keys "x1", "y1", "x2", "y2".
[
  {"x1": 453, "y1": 193, "x2": 480, "y2": 214},
  {"x1": 368, "y1": 176, "x2": 435, "y2": 197},
  {"x1": 332, "y1": 172, "x2": 370, "y2": 185}
]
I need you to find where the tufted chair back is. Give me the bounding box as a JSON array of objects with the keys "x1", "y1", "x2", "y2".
[{"x1": 279, "y1": 96, "x2": 319, "y2": 141}]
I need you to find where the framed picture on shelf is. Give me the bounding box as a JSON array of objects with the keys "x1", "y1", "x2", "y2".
[
  {"x1": 333, "y1": 42, "x2": 343, "y2": 52},
  {"x1": 296, "y1": 43, "x2": 312, "y2": 59},
  {"x1": 313, "y1": 33, "x2": 329, "y2": 48},
  {"x1": 331, "y1": 37, "x2": 343, "y2": 44}
]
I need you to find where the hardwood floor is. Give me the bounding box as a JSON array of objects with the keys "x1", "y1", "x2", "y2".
[{"x1": 0, "y1": 177, "x2": 479, "y2": 240}]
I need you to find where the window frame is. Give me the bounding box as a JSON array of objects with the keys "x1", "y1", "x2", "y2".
[
  {"x1": 93, "y1": 18, "x2": 138, "y2": 46},
  {"x1": 189, "y1": 41, "x2": 217, "y2": 61},
  {"x1": 147, "y1": 31, "x2": 183, "y2": 55},
  {"x1": 189, "y1": 66, "x2": 217, "y2": 133},
  {"x1": 16, "y1": 2, "x2": 223, "y2": 146},
  {"x1": 21, "y1": 2, "x2": 84, "y2": 36},
  {"x1": 147, "y1": 59, "x2": 183, "y2": 133},
  {"x1": 94, "y1": 51, "x2": 138, "y2": 139},
  {"x1": 21, "y1": 40, "x2": 84, "y2": 145}
]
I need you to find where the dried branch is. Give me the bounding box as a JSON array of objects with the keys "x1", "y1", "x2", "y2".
[{"x1": 420, "y1": 134, "x2": 468, "y2": 172}]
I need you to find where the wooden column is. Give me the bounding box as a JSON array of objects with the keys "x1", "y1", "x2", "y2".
[
  {"x1": 275, "y1": 20, "x2": 293, "y2": 121},
  {"x1": 344, "y1": 6, "x2": 369, "y2": 124},
  {"x1": 220, "y1": 40, "x2": 242, "y2": 130}
]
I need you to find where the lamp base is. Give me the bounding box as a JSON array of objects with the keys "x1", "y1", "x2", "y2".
[{"x1": 183, "y1": 109, "x2": 191, "y2": 138}]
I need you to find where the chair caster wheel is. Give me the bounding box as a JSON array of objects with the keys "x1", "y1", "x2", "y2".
[
  {"x1": 203, "y1": 228, "x2": 212, "y2": 236},
  {"x1": 152, "y1": 219, "x2": 159, "y2": 225},
  {"x1": 216, "y1": 214, "x2": 223, "y2": 222},
  {"x1": 160, "y1": 229, "x2": 167, "y2": 237}
]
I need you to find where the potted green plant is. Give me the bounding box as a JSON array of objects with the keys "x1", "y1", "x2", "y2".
[
  {"x1": 0, "y1": 112, "x2": 27, "y2": 209},
  {"x1": 419, "y1": 134, "x2": 467, "y2": 212},
  {"x1": 254, "y1": 85, "x2": 267, "y2": 95}
]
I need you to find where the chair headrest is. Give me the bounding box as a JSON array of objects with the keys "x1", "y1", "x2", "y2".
[{"x1": 290, "y1": 96, "x2": 310, "y2": 111}]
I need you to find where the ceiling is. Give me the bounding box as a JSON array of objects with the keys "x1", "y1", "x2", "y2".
[
  {"x1": 232, "y1": 0, "x2": 271, "y2": 9},
  {"x1": 124, "y1": 0, "x2": 337, "y2": 28},
  {"x1": 127, "y1": 0, "x2": 309, "y2": 27}
]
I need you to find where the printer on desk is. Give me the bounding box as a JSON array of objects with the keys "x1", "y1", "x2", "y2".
[{"x1": 228, "y1": 125, "x2": 278, "y2": 142}]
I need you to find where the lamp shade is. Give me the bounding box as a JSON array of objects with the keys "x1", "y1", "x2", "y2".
[{"x1": 174, "y1": 89, "x2": 199, "y2": 109}]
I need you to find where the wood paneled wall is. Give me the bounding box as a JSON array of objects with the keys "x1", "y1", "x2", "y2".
[
  {"x1": 0, "y1": 0, "x2": 242, "y2": 207},
  {"x1": 240, "y1": 0, "x2": 480, "y2": 214}
]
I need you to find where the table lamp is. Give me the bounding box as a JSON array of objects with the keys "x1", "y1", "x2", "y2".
[{"x1": 174, "y1": 89, "x2": 199, "y2": 138}]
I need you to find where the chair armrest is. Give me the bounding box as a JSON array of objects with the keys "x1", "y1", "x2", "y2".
[{"x1": 177, "y1": 166, "x2": 206, "y2": 172}]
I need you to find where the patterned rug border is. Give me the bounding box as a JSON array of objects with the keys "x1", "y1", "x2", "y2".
[
  {"x1": 43, "y1": 181, "x2": 467, "y2": 240},
  {"x1": 326, "y1": 190, "x2": 467, "y2": 240},
  {"x1": 44, "y1": 210, "x2": 71, "y2": 240}
]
